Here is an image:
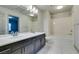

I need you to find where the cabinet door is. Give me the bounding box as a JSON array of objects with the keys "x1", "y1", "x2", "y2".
[
  {"x1": 41, "y1": 38, "x2": 45, "y2": 46},
  {"x1": 34, "y1": 38, "x2": 41, "y2": 52},
  {"x1": 24, "y1": 43, "x2": 34, "y2": 54},
  {"x1": 11, "y1": 48, "x2": 22, "y2": 54}
]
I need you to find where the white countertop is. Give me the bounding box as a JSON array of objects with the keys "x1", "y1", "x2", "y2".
[{"x1": 0, "y1": 32, "x2": 45, "y2": 46}]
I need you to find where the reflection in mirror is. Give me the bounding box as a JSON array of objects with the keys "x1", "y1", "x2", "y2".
[{"x1": 8, "y1": 15, "x2": 19, "y2": 35}]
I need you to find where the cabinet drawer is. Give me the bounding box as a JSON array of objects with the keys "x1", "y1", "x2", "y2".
[
  {"x1": 41, "y1": 38, "x2": 45, "y2": 46},
  {"x1": 0, "y1": 48, "x2": 11, "y2": 54}
]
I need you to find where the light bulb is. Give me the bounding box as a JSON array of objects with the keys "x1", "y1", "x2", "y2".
[{"x1": 56, "y1": 6, "x2": 63, "y2": 9}]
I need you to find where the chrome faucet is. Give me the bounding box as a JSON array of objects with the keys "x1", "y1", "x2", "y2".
[{"x1": 11, "y1": 31, "x2": 18, "y2": 36}]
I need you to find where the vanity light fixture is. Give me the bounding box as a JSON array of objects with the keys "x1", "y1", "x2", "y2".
[
  {"x1": 26, "y1": 5, "x2": 38, "y2": 14},
  {"x1": 32, "y1": 7, "x2": 36, "y2": 12},
  {"x1": 34, "y1": 9, "x2": 38, "y2": 14},
  {"x1": 20, "y1": 5, "x2": 38, "y2": 16},
  {"x1": 26, "y1": 5, "x2": 33, "y2": 11},
  {"x1": 29, "y1": 14, "x2": 34, "y2": 16},
  {"x1": 56, "y1": 6, "x2": 63, "y2": 9}
]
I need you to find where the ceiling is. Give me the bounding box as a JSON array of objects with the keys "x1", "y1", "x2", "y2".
[
  {"x1": 35, "y1": 5, "x2": 73, "y2": 14},
  {"x1": 0, "y1": 5, "x2": 73, "y2": 15},
  {"x1": 0, "y1": 5, "x2": 30, "y2": 15}
]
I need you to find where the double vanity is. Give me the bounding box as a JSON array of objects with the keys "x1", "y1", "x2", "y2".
[{"x1": 0, "y1": 32, "x2": 46, "y2": 54}]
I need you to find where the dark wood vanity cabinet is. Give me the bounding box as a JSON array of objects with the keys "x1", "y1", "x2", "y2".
[
  {"x1": 23, "y1": 34, "x2": 46, "y2": 54},
  {"x1": 0, "y1": 34, "x2": 46, "y2": 54}
]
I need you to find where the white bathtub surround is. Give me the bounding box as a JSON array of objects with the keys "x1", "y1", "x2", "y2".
[{"x1": 38, "y1": 36, "x2": 78, "y2": 54}]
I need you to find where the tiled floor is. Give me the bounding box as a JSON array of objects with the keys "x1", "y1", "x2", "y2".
[{"x1": 38, "y1": 36, "x2": 78, "y2": 54}]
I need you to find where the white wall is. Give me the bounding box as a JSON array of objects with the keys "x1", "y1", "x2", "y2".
[
  {"x1": 0, "y1": 12, "x2": 5, "y2": 34},
  {"x1": 31, "y1": 10, "x2": 44, "y2": 32},
  {"x1": 31, "y1": 10, "x2": 51, "y2": 36},
  {"x1": 43, "y1": 11, "x2": 51, "y2": 36},
  {"x1": 31, "y1": 17, "x2": 38, "y2": 32},
  {"x1": 37, "y1": 10, "x2": 44, "y2": 32},
  {"x1": 31, "y1": 9, "x2": 72, "y2": 37},
  {"x1": 72, "y1": 6, "x2": 79, "y2": 50},
  {"x1": 51, "y1": 12, "x2": 72, "y2": 36},
  {"x1": 0, "y1": 7, "x2": 31, "y2": 34}
]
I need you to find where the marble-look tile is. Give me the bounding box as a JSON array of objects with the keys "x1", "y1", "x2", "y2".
[{"x1": 38, "y1": 36, "x2": 78, "y2": 54}]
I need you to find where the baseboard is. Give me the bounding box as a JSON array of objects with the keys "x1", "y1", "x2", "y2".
[{"x1": 74, "y1": 44, "x2": 79, "y2": 53}]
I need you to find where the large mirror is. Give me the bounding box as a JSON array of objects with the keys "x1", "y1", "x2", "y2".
[{"x1": 8, "y1": 15, "x2": 19, "y2": 34}]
